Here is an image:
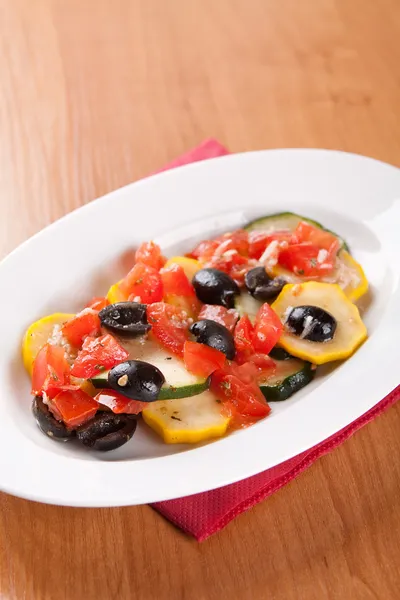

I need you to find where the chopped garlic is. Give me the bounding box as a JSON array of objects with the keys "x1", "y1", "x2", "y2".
[{"x1": 317, "y1": 249, "x2": 328, "y2": 264}]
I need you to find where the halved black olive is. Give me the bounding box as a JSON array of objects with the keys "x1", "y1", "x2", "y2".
[
  {"x1": 76, "y1": 412, "x2": 137, "y2": 451},
  {"x1": 108, "y1": 360, "x2": 165, "y2": 401},
  {"x1": 190, "y1": 319, "x2": 235, "y2": 360},
  {"x1": 99, "y1": 302, "x2": 150, "y2": 337},
  {"x1": 192, "y1": 268, "x2": 239, "y2": 308},
  {"x1": 32, "y1": 396, "x2": 75, "y2": 442},
  {"x1": 285, "y1": 305, "x2": 337, "y2": 342},
  {"x1": 244, "y1": 267, "x2": 286, "y2": 301}
]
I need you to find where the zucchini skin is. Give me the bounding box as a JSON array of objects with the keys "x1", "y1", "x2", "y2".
[
  {"x1": 259, "y1": 360, "x2": 315, "y2": 402},
  {"x1": 245, "y1": 211, "x2": 350, "y2": 253}
]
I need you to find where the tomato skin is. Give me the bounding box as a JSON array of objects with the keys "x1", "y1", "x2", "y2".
[
  {"x1": 234, "y1": 316, "x2": 255, "y2": 363},
  {"x1": 278, "y1": 243, "x2": 336, "y2": 276},
  {"x1": 94, "y1": 390, "x2": 147, "y2": 414},
  {"x1": 147, "y1": 302, "x2": 190, "y2": 357},
  {"x1": 85, "y1": 297, "x2": 110, "y2": 311},
  {"x1": 252, "y1": 304, "x2": 283, "y2": 354},
  {"x1": 120, "y1": 263, "x2": 163, "y2": 304},
  {"x1": 291, "y1": 221, "x2": 339, "y2": 253},
  {"x1": 62, "y1": 311, "x2": 101, "y2": 348},
  {"x1": 198, "y1": 305, "x2": 238, "y2": 332},
  {"x1": 189, "y1": 239, "x2": 219, "y2": 261},
  {"x1": 70, "y1": 334, "x2": 129, "y2": 379},
  {"x1": 233, "y1": 355, "x2": 276, "y2": 383},
  {"x1": 183, "y1": 341, "x2": 226, "y2": 378},
  {"x1": 32, "y1": 344, "x2": 70, "y2": 397},
  {"x1": 135, "y1": 241, "x2": 166, "y2": 270},
  {"x1": 189, "y1": 230, "x2": 250, "y2": 284},
  {"x1": 48, "y1": 389, "x2": 98, "y2": 428},
  {"x1": 161, "y1": 264, "x2": 196, "y2": 297},
  {"x1": 210, "y1": 367, "x2": 270, "y2": 428},
  {"x1": 248, "y1": 230, "x2": 291, "y2": 259}
]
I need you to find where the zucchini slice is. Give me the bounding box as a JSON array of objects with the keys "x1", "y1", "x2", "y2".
[
  {"x1": 260, "y1": 356, "x2": 315, "y2": 401},
  {"x1": 142, "y1": 391, "x2": 230, "y2": 444},
  {"x1": 234, "y1": 291, "x2": 262, "y2": 322},
  {"x1": 90, "y1": 339, "x2": 208, "y2": 400},
  {"x1": 271, "y1": 282, "x2": 367, "y2": 364},
  {"x1": 245, "y1": 211, "x2": 349, "y2": 252}
]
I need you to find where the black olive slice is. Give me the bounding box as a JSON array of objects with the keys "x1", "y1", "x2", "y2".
[
  {"x1": 76, "y1": 412, "x2": 137, "y2": 451},
  {"x1": 285, "y1": 305, "x2": 337, "y2": 342},
  {"x1": 244, "y1": 267, "x2": 286, "y2": 301},
  {"x1": 32, "y1": 397, "x2": 75, "y2": 442},
  {"x1": 190, "y1": 319, "x2": 235, "y2": 360},
  {"x1": 192, "y1": 268, "x2": 239, "y2": 308},
  {"x1": 108, "y1": 360, "x2": 165, "y2": 402},
  {"x1": 99, "y1": 302, "x2": 150, "y2": 337}
]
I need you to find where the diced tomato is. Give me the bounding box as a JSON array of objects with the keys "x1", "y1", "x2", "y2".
[
  {"x1": 252, "y1": 303, "x2": 283, "y2": 354},
  {"x1": 291, "y1": 221, "x2": 340, "y2": 253},
  {"x1": 189, "y1": 239, "x2": 219, "y2": 261},
  {"x1": 183, "y1": 341, "x2": 226, "y2": 378},
  {"x1": 161, "y1": 264, "x2": 195, "y2": 297},
  {"x1": 135, "y1": 241, "x2": 166, "y2": 270},
  {"x1": 204, "y1": 252, "x2": 248, "y2": 280},
  {"x1": 70, "y1": 334, "x2": 129, "y2": 379},
  {"x1": 94, "y1": 390, "x2": 147, "y2": 415},
  {"x1": 214, "y1": 230, "x2": 249, "y2": 256},
  {"x1": 248, "y1": 230, "x2": 292, "y2": 260},
  {"x1": 62, "y1": 311, "x2": 101, "y2": 348},
  {"x1": 278, "y1": 243, "x2": 336, "y2": 277},
  {"x1": 120, "y1": 262, "x2": 163, "y2": 304},
  {"x1": 48, "y1": 389, "x2": 98, "y2": 428},
  {"x1": 32, "y1": 344, "x2": 70, "y2": 397},
  {"x1": 232, "y1": 355, "x2": 276, "y2": 383},
  {"x1": 163, "y1": 294, "x2": 201, "y2": 320},
  {"x1": 85, "y1": 297, "x2": 110, "y2": 311},
  {"x1": 210, "y1": 367, "x2": 270, "y2": 428},
  {"x1": 234, "y1": 315, "x2": 255, "y2": 364},
  {"x1": 147, "y1": 302, "x2": 190, "y2": 357},
  {"x1": 198, "y1": 305, "x2": 238, "y2": 332}
]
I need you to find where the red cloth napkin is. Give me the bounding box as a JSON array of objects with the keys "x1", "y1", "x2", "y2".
[{"x1": 150, "y1": 139, "x2": 400, "y2": 541}]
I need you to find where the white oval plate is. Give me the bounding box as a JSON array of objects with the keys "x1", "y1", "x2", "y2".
[{"x1": 0, "y1": 149, "x2": 399, "y2": 507}]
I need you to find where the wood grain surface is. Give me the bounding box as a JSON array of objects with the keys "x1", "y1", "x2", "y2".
[{"x1": 0, "y1": 0, "x2": 400, "y2": 598}]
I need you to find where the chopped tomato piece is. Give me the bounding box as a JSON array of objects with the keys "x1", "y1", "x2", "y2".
[
  {"x1": 147, "y1": 302, "x2": 190, "y2": 357},
  {"x1": 198, "y1": 305, "x2": 238, "y2": 332},
  {"x1": 210, "y1": 367, "x2": 270, "y2": 428},
  {"x1": 32, "y1": 344, "x2": 70, "y2": 397},
  {"x1": 234, "y1": 315, "x2": 255, "y2": 364},
  {"x1": 252, "y1": 303, "x2": 283, "y2": 354},
  {"x1": 85, "y1": 297, "x2": 110, "y2": 311},
  {"x1": 183, "y1": 341, "x2": 226, "y2": 378},
  {"x1": 290, "y1": 221, "x2": 340, "y2": 253},
  {"x1": 135, "y1": 241, "x2": 166, "y2": 270},
  {"x1": 278, "y1": 243, "x2": 336, "y2": 277},
  {"x1": 189, "y1": 239, "x2": 219, "y2": 261},
  {"x1": 233, "y1": 355, "x2": 276, "y2": 383},
  {"x1": 248, "y1": 230, "x2": 291, "y2": 259},
  {"x1": 48, "y1": 389, "x2": 98, "y2": 428},
  {"x1": 70, "y1": 334, "x2": 129, "y2": 379},
  {"x1": 163, "y1": 294, "x2": 201, "y2": 320},
  {"x1": 120, "y1": 262, "x2": 163, "y2": 304},
  {"x1": 94, "y1": 390, "x2": 147, "y2": 414},
  {"x1": 160, "y1": 264, "x2": 196, "y2": 297},
  {"x1": 214, "y1": 230, "x2": 249, "y2": 256},
  {"x1": 62, "y1": 311, "x2": 101, "y2": 348}
]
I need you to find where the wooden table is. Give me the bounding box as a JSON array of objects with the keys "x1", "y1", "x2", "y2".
[{"x1": 1, "y1": 1, "x2": 400, "y2": 598}]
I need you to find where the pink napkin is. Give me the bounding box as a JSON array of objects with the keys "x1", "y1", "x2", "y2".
[{"x1": 149, "y1": 139, "x2": 400, "y2": 541}]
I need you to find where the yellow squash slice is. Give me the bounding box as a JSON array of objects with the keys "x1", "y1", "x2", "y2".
[
  {"x1": 106, "y1": 280, "x2": 127, "y2": 304},
  {"x1": 164, "y1": 256, "x2": 201, "y2": 281},
  {"x1": 142, "y1": 391, "x2": 230, "y2": 444},
  {"x1": 271, "y1": 282, "x2": 367, "y2": 365},
  {"x1": 22, "y1": 313, "x2": 74, "y2": 375}
]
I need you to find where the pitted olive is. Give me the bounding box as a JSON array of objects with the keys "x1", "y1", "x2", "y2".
[
  {"x1": 244, "y1": 267, "x2": 286, "y2": 301},
  {"x1": 108, "y1": 360, "x2": 165, "y2": 401},
  {"x1": 285, "y1": 305, "x2": 337, "y2": 342},
  {"x1": 99, "y1": 302, "x2": 150, "y2": 337},
  {"x1": 76, "y1": 412, "x2": 137, "y2": 451},
  {"x1": 32, "y1": 396, "x2": 75, "y2": 442},
  {"x1": 192, "y1": 268, "x2": 239, "y2": 308},
  {"x1": 190, "y1": 319, "x2": 235, "y2": 360}
]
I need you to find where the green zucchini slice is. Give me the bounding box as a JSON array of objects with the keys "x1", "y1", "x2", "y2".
[
  {"x1": 259, "y1": 355, "x2": 316, "y2": 401},
  {"x1": 245, "y1": 211, "x2": 349, "y2": 252},
  {"x1": 234, "y1": 291, "x2": 262, "y2": 322},
  {"x1": 90, "y1": 339, "x2": 208, "y2": 400}
]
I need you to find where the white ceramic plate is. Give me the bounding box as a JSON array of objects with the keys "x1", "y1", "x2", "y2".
[{"x1": 0, "y1": 149, "x2": 399, "y2": 507}]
